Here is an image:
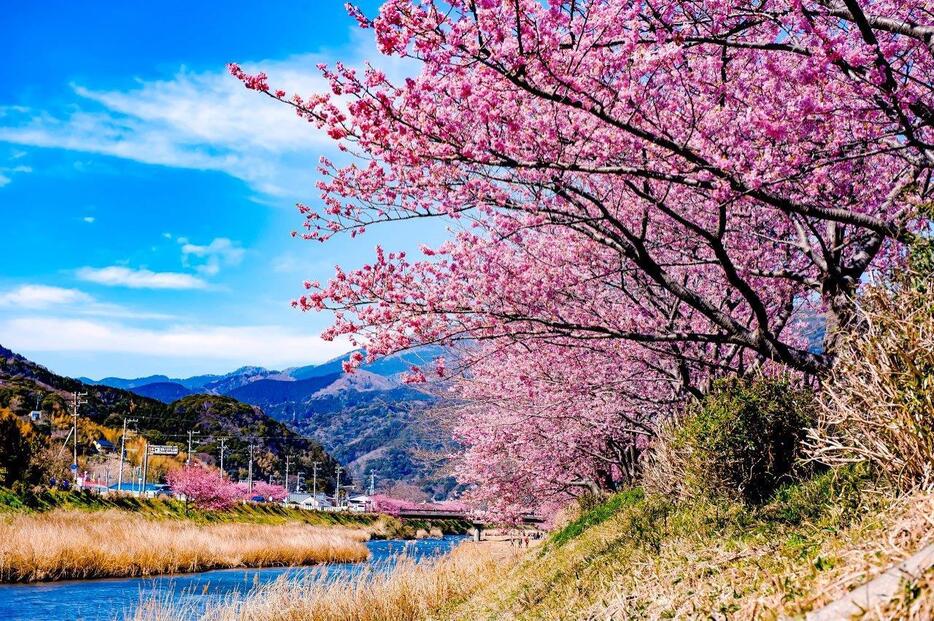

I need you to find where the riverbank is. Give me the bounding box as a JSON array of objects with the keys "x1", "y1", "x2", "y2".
[
  {"x1": 131, "y1": 540, "x2": 519, "y2": 621},
  {"x1": 450, "y1": 473, "x2": 934, "y2": 619},
  {"x1": 0, "y1": 488, "x2": 377, "y2": 528},
  {"x1": 0, "y1": 509, "x2": 370, "y2": 582},
  {"x1": 0, "y1": 488, "x2": 474, "y2": 538},
  {"x1": 0, "y1": 537, "x2": 469, "y2": 621}
]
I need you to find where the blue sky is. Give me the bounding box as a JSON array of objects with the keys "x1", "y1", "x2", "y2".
[{"x1": 0, "y1": 1, "x2": 440, "y2": 378}]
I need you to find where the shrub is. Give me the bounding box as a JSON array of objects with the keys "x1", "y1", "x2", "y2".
[
  {"x1": 808, "y1": 272, "x2": 934, "y2": 491},
  {"x1": 644, "y1": 377, "x2": 815, "y2": 504}
]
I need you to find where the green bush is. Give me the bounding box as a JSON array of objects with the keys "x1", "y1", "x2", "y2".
[{"x1": 647, "y1": 377, "x2": 815, "y2": 505}]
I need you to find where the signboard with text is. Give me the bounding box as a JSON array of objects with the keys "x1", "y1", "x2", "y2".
[{"x1": 148, "y1": 445, "x2": 180, "y2": 456}]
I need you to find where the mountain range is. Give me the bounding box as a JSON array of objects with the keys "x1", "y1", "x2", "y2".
[{"x1": 74, "y1": 347, "x2": 456, "y2": 498}]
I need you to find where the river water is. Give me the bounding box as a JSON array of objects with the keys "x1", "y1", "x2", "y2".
[{"x1": 0, "y1": 536, "x2": 465, "y2": 621}]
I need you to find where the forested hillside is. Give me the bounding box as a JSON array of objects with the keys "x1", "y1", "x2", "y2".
[{"x1": 0, "y1": 345, "x2": 344, "y2": 491}]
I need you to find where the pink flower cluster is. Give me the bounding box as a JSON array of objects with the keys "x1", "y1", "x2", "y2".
[{"x1": 166, "y1": 465, "x2": 287, "y2": 510}]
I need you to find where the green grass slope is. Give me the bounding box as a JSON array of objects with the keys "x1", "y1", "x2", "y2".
[{"x1": 450, "y1": 469, "x2": 934, "y2": 620}]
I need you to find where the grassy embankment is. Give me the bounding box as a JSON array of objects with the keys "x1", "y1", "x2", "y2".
[
  {"x1": 0, "y1": 487, "x2": 377, "y2": 527},
  {"x1": 137, "y1": 468, "x2": 933, "y2": 620},
  {"x1": 0, "y1": 488, "x2": 473, "y2": 535},
  {"x1": 452, "y1": 470, "x2": 934, "y2": 620}
]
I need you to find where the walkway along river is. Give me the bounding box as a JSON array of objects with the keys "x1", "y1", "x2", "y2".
[{"x1": 0, "y1": 536, "x2": 466, "y2": 621}]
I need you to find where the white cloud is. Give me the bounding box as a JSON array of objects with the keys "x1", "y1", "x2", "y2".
[
  {"x1": 0, "y1": 29, "x2": 414, "y2": 197},
  {"x1": 83, "y1": 216, "x2": 95, "y2": 223},
  {"x1": 0, "y1": 316, "x2": 351, "y2": 368},
  {"x1": 0, "y1": 283, "x2": 174, "y2": 320},
  {"x1": 0, "y1": 162, "x2": 32, "y2": 188},
  {"x1": 180, "y1": 237, "x2": 244, "y2": 276},
  {"x1": 76, "y1": 266, "x2": 208, "y2": 289},
  {"x1": 0, "y1": 284, "x2": 93, "y2": 309}
]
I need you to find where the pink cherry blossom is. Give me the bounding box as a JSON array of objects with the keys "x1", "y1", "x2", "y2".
[{"x1": 234, "y1": 0, "x2": 933, "y2": 518}]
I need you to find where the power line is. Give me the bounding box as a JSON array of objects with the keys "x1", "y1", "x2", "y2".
[
  {"x1": 117, "y1": 417, "x2": 138, "y2": 493},
  {"x1": 218, "y1": 438, "x2": 228, "y2": 477},
  {"x1": 335, "y1": 464, "x2": 343, "y2": 508},
  {"x1": 71, "y1": 392, "x2": 88, "y2": 483},
  {"x1": 247, "y1": 443, "x2": 255, "y2": 494},
  {"x1": 186, "y1": 429, "x2": 201, "y2": 466},
  {"x1": 311, "y1": 461, "x2": 320, "y2": 499}
]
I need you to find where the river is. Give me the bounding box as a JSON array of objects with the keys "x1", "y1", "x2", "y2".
[{"x1": 0, "y1": 536, "x2": 465, "y2": 621}]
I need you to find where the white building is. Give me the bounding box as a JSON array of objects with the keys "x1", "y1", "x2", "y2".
[
  {"x1": 346, "y1": 494, "x2": 372, "y2": 512},
  {"x1": 297, "y1": 493, "x2": 334, "y2": 511}
]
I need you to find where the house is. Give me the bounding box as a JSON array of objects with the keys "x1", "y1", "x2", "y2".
[
  {"x1": 298, "y1": 493, "x2": 334, "y2": 511},
  {"x1": 286, "y1": 492, "x2": 311, "y2": 505},
  {"x1": 347, "y1": 494, "x2": 372, "y2": 512},
  {"x1": 93, "y1": 438, "x2": 116, "y2": 453}
]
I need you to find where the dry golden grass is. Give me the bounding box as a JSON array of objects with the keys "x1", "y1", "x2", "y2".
[
  {"x1": 447, "y1": 487, "x2": 934, "y2": 620},
  {"x1": 808, "y1": 277, "x2": 934, "y2": 492},
  {"x1": 0, "y1": 509, "x2": 369, "y2": 582},
  {"x1": 867, "y1": 566, "x2": 934, "y2": 620},
  {"x1": 131, "y1": 541, "x2": 518, "y2": 621}
]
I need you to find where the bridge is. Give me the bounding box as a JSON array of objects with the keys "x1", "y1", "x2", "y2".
[{"x1": 395, "y1": 508, "x2": 545, "y2": 525}]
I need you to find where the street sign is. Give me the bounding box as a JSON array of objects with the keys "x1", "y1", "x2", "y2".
[
  {"x1": 148, "y1": 445, "x2": 179, "y2": 456},
  {"x1": 70, "y1": 463, "x2": 78, "y2": 472}
]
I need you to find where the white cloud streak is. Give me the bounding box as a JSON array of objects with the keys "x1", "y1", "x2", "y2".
[
  {"x1": 76, "y1": 266, "x2": 208, "y2": 290},
  {"x1": 0, "y1": 284, "x2": 93, "y2": 308},
  {"x1": 0, "y1": 284, "x2": 174, "y2": 320},
  {"x1": 0, "y1": 316, "x2": 350, "y2": 368},
  {"x1": 0, "y1": 29, "x2": 415, "y2": 197},
  {"x1": 180, "y1": 237, "x2": 244, "y2": 276}
]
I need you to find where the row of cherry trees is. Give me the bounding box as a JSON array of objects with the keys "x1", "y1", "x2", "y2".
[
  {"x1": 166, "y1": 465, "x2": 287, "y2": 510},
  {"x1": 234, "y1": 0, "x2": 933, "y2": 517}
]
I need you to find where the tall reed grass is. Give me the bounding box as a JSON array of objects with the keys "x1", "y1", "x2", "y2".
[
  {"x1": 0, "y1": 509, "x2": 369, "y2": 582},
  {"x1": 808, "y1": 274, "x2": 934, "y2": 491},
  {"x1": 131, "y1": 542, "x2": 515, "y2": 621}
]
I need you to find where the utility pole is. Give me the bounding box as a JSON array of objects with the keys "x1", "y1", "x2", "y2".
[
  {"x1": 296, "y1": 471, "x2": 305, "y2": 494},
  {"x1": 335, "y1": 465, "x2": 343, "y2": 508},
  {"x1": 218, "y1": 438, "x2": 228, "y2": 477},
  {"x1": 247, "y1": 443, "x2": 255, "y2": 494},
  {"x1": 142, "y1": 441, "x2": 150, "y2": 495},
  {"x1": 369, "y1": 472, "x2": 375, "y2": 496},
  {"x1": 186, "y1": 430, "x2": 201, "y2": 466},
  {"x1": 71, "y1": 392, "x2": 88, "y2": 483},
  {"x1": 117, "y1": 417, "x2": 138, "y2": 493},
  {"x1": 284, "y1": 455, "x2": 291, "y2": 495},
  {"x1": 311, "y1": 461, "x2": 320, "y2": 499}
]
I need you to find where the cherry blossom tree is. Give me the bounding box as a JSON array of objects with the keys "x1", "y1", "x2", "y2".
[
  {"x1": 234, "y1": 0, "x2": 932, "y2": 380},
  {"x1": 448, "y1": 340, "x2": 665, "y2": 518},
  {"x1": 232, "y1": 0, "x2": 933, "y2": 515},
  {"x1": 166, "y1": 465, "x2": 241, "y2": 511},
  {"x1": 370, "y1": 494, "x2": 418, "y2": 515},
  {"x1": 237, "y1": 480, "x2": 288, "y2": 502}
]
